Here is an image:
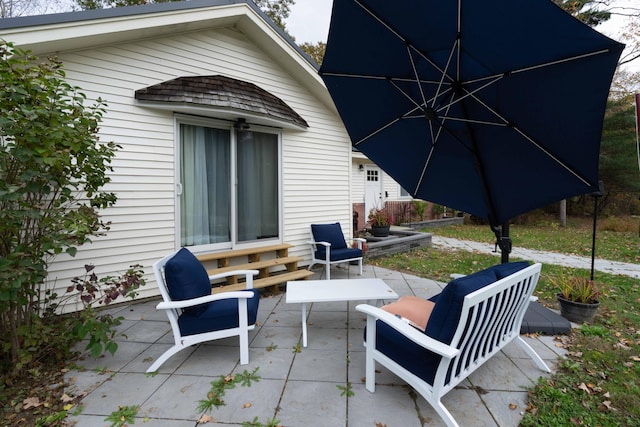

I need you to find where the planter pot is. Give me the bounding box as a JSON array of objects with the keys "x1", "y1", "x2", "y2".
[
  {"x1": 370, "y1": 224, "x2": 390, "y2": 237},
  {"x1": 557, "y1": 294, "x2": 599, "y2": 323}
]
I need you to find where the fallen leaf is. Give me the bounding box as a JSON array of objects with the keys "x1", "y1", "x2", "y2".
[
  {"x1": 61, "y1": 393, "x2": 74, "y2": 403},
  {"x1": 509, "y1": 403, "x2": 518, "y2": 410},
  {"x1": 243, "y1": 402, "x2": 252, "y2": 408},
  {"x1": 601, "y1": 400, "x2": 612, "y2": 411},
  {"x1": 23, "y1": 397, "x2": 41, "y2": 409},
  {"x1": 197, "y1": 414, "x2": 213, "y2": 424},
  {"x1": 578, "y1": 383, "x2": 591, "y2": 394}
]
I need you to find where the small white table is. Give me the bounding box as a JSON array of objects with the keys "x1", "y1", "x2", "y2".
[{"x1": 285, "y1": 278, "x2": 399, "y2": 347}]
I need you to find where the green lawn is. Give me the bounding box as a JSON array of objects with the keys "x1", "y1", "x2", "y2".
[{"x1": 369, "y1": 219, "x2": 640, "y2": 426}]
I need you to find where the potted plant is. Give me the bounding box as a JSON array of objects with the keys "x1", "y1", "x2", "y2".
[
  {"x1": 368, "y1": 207, "x2": 392, "y2": 237},
  {"x1": 552, "y1": 275, "x2": 600, "y2": 323}
]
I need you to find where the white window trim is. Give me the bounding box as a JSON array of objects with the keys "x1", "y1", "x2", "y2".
[{"x1": 173, "y1": 114, "x2": 283, "y2": 253}]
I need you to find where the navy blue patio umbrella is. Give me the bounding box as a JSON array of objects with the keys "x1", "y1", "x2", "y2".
[{"x1": 319, "y1": 0, "x2": 624, "y2": 262}]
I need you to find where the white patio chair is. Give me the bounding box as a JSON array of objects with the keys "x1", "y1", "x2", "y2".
[
  {"x1": 307, "y1": 222, "x2": 365, "y2": 280},
  {"x1": 147, "y1": 248, "x2": 260, "y2": 373}
]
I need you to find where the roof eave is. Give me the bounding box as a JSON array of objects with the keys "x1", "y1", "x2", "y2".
[{"x1": 0, "y1": 0, "x2": 338, "y2": 114}]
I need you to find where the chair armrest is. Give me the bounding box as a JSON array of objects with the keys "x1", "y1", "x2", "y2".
[
  {"x1": 309, "y1": 240, "x2": 331, "y2": 247},
  {"x1": 208, "y1": 269, "x2": 258, "y2": 281},
  {"x1": 354, "y1": 237, "x2": 367, "y2": 243},
  {"x1": 356, "y1": 304, "x2": 460, "y2": 359},
  {"x1": 208, "y1": 269, "x2": 258, "y2": 290},
  {"x1": 157, "y1": 290, "x2": 256, "y2": 310}
]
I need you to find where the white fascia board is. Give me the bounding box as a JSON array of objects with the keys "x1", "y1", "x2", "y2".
[
  {"x1": 1, "y1": 2, "x2": 337, "y2": 114},
  {"x1": 2, "y1": 4, "x2": 245, "y2": 55}
]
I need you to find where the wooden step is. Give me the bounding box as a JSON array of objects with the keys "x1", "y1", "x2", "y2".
[
  {"x1": 205, "y1": 256, "x2": 303, "y2": 277},
  {"x1": 211, "y1": 269, "x2": 314, "y2": 294},
  {"x1": 197, "y1": 244, "x2": 293, "y2": 264}
]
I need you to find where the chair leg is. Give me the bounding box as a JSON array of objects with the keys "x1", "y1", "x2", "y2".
[
  {"x1": 358, "y1": 258, "x2": 363, "y2": 275},
  {"x1": 515, "y1": 336, "x2": 551, "y2": 372},
  {"x1": 325, "y1": 263, "x2": 330, "y2": 280},
  {"x1": 365, "y1": 316, "x2": 376, "y2": 392},
  {"x1": 146, "y1": 344, "x2": 185, "y2": 373},
  {"x1": 239, "y1": 329, "x2": 249, "y2": 365}
]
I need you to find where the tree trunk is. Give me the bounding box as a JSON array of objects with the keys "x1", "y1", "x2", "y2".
[{"x1": 559, "y1": 199, "x2": 567, "y2": 227}]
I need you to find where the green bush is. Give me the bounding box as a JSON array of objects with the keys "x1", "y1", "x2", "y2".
[{"x1": 0, "y1": 40, "x2": 122, "y2": 375}]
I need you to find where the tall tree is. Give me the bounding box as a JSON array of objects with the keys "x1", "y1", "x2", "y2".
[
  {"x1": 299, "y1": 41, "x2": 326, "y2": 66},
  {"x1": 553, "y1": 0, "x2": 611, "y2": 26}
]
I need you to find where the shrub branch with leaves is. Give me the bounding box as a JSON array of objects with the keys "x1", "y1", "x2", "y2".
[{"x1": 0, "y1": 40, "x2": 121, "y2": 375}]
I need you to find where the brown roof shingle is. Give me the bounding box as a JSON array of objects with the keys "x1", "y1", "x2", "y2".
[{"x1": 135, "y1": 75, "x2": 308, "y2": 128}]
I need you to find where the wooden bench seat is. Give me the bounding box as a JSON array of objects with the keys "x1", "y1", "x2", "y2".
[{"x1": 196, "y1": 243, "x2": 312, "y2": 293}]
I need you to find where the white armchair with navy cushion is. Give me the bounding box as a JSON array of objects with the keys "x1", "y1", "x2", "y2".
[
  {"x1": 147, "y1": 248, "x2": 260, "y2": 373},
  {"x1": 308, "y1": 222, "x2": 365, "y2": 280}
]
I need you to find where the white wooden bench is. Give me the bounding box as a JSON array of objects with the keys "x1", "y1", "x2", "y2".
[{"x1": 356, "y1": 262, "x2": 550, "y2": 427}]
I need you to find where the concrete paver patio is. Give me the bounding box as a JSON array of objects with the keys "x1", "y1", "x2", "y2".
[{"x1": 65, "y1": 264, "x2": 565, "y2": 426}]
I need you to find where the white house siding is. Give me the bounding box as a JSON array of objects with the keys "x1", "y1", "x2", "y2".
[{"x1": 35, "y1": 25, "x2": 352, "y2": 305}]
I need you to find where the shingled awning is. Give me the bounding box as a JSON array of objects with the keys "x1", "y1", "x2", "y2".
[{"x1": 135, "y1": 75, "x2": 308, "y2": 130}]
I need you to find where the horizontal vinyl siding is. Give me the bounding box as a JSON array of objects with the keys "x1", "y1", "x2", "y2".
[{"x1": 44, "y1": 25, "x2": 351, "y2": 308}]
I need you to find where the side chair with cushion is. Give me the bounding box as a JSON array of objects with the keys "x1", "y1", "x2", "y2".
[
  {"x1": 308, "y1": 222, "x2": 365, "y2": 280},
  {"x1": 147, "y1": 248, "x2": 260, "y2": 373},
  {"x1": 356, "y1": 262, "x2": 550, "y2": 427}
]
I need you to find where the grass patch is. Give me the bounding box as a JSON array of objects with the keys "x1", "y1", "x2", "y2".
[
  {"x1": 434, "y1": 218, "x2": 640, "y2": 263},
  {"x1": 370, "y1": 219, "x2": 640, "y2": 426}
]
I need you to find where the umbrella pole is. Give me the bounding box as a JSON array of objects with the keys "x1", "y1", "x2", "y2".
[
  {"x1": 500, "y1": 222, "x2": 512, "y2": 264},
  {"x1": 491, "y1": 222, "x2": 512, "y2": 263},
  {"x1": 590, "y1": 181, "x2": 604, "y2": 281}
]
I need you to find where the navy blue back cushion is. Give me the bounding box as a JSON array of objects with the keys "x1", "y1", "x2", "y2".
[
  {"x1": 164, "y1": 248, "x2": 210, "y2": 301},
  {"x1": 425, "y1": 269, "x2": 498, "y2": 344},
  {"x1": 311, "y1": 223, "x2": 348, "y2": 256},
  {"x1": 488, "y1": 261, "x2": 530, "y2": 279}
]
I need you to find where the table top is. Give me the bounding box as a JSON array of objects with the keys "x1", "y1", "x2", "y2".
[{"x1": 285, "y1": 278, "x2": 399, "y2": 304}]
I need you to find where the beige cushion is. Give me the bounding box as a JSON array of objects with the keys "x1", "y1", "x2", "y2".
[{"x1": 381, "y1": 296, "x2": 435, "y2": 331}]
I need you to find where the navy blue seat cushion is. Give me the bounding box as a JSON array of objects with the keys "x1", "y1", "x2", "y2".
[
  {"x1": 424, "y1": 269, "x2": 498, "y2": 345},
  {"x1": 324, "y1": 247, "x2": 363, "y2": 261},
  {"x1": 311, "y1": 223, "x2": 348, "y2": 258},
  {"x1": 178, "y1": 289, "x2": 260, "y2": 336},
  {"x1": 373, "y1": 321, "x2": 441, "y2": 385},
  {"x1": 164, "y1": 248, "x2": 210, "y2": 302}
]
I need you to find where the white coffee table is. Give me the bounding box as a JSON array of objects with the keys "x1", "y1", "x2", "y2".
[{"x1": 285, "y1": 278, "x2": 399, "y2": 347}]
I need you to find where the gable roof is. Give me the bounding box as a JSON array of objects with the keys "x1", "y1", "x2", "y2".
[
  {"x1": 135, "y1": 75, "x2": 309, "y2": 130},
  {"x1": 0, "y1": 0, "x2": 335, "y2": 112}
]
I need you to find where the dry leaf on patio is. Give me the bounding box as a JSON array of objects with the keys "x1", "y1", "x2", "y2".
[
  {"x1": 509, "y1": 403, "x2": 518, "y2": 410},
  {"x1": 60, "y1": 393, "x2": 74, "y2": 403},
  {"x1": 22, "y1": 397, "x2": 42, "y2": 409},
  {"x1": 197, "y1": 414, "x2": 213, "y2": 424},
  {"x1": 243, "y1": 402, "x2": 252, "y2": 408}
]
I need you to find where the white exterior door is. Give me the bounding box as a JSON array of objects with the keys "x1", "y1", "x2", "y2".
[{"x1": 365, "y1": 166, "x2": 383, "y2": 217}]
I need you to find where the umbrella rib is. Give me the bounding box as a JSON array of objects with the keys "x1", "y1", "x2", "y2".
[
  {"x1": 512, "y1": 127, "x2": 592, "y2": 186},
  {"x1": 509, "y1": 49, "x2": 613, "y2": 76},
  {"x1": 352, "y1": 117, "x2": 401, "y2": 146}
]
